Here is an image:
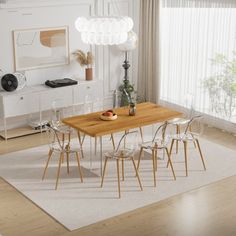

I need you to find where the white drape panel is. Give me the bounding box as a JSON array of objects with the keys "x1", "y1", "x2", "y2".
[
  {"x1": 160, "y1": 0, "x2": 236, "y2": 132},
  {"x1": 162, "y1": 0, "x2": 236, "y2": 8},
  {"x1": 137, "y1": 0, "x2": 159, "y2": 103}
]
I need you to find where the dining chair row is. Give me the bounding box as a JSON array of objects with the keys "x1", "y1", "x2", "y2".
[{"x1": 42, "y1": 111, "x2": 206, "y2": 198}]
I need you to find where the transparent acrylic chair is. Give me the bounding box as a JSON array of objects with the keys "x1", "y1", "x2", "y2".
[
  {"x1": 101, "y1": 131, "x2": 143, "y2": 198},
  {"x1": 77, "y1": 95, "x2": 116, "y2": 155},
  {"x1": 167, "y1": 115, "x2": 206, "y2": 176},
  {"x1": 72, "y1": 95, "x2": 102, "y2": 160},
  {"x1": 168, "y1": 93, "x2": 196, "y2": 153},
  {"x1": 137, "y1": 122, "x2": 176, "y2": 187},
  {"x1": 50, "y1": 99, "x2": 74, "y2": 149},
  {"x1": 42, "y1": 124, "x2": 83, "y2": 190},
  {"x1": 51, "y1": 99, "x2": 72, "y2": 132}
]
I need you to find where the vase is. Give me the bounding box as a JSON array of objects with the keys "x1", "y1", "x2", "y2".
[
  {"x1": 85, "y1": 68, "x2": 93, "y2": 81},
  {"x1": 129, "y1": 102, "x2": 136, "y2": 116}
]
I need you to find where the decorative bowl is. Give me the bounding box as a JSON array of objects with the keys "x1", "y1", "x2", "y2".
[{"x1": 100, "y1": 114, "x2": 117, "y2": 121}]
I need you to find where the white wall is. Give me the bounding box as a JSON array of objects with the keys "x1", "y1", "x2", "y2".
[
  {"x1": 0, "y1": 0, "x2": 140, "y2": 130},
  {"x1": 0, "y1": 0, "x2": 95, "y2": 85}
]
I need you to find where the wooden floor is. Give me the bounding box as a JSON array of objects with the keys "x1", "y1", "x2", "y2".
[{"x1": 0, "y1": 126, "x2": 236, "y2": 236}]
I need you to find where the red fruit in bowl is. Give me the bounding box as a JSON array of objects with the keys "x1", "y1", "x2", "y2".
[{"x1": 103, "y1": 111, "x2": 113, "y2": 117}]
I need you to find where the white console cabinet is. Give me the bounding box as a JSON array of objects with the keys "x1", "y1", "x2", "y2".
[{"x1": 0, "y1": 80, "x2": 103, "y2": 139}]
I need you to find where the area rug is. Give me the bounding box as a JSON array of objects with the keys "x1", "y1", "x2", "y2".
[{"x1": 0, "y1": 135, "x2": 235, "y2": 231}]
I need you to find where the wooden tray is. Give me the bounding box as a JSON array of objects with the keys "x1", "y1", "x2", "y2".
[{"x1": 100, "y1": 114, "x2": 117, "y2": 121}]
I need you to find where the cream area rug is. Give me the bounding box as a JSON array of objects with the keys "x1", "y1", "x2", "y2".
[{"x1": 0, "y1": 135, "x2": 236, "y2": 231}]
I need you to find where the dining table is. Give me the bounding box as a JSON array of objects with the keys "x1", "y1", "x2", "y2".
[{"x1": 62, "y1": 102, "x2": 182, "y2": 175}]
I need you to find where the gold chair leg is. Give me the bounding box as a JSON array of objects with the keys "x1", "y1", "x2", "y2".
[
  {"x1": 154, "y1": 149, "x2": 158, "y2": 172},
  {"x1": 176, "y1": 125, "x2": 180, "y2": 153},
  {"x1": 165, "y1": 147, "x2": 176, "y2": 180},
  {"x1": 116, "y1": 159, "x2": 121, "y2": 198},
  {"x1": 81, "y1": 133, "x2": 86, "y2": 145},
  {"x1": 75, "y1": 152, "x2": 83, "y2": 183},
  {"x1": 131, "y1": 157, "x2": 143, "y2": 191},
  {"x1": 66, "y1": 152, "x2": 70, "y2": 174},
  {"x1": 122, "y1": 159, "x2": 125, "y2": 181},
  {"x1": 139, "y1": 127, "x2": 144, "y2": 142},
  {"x1": 137, "y1": 147, "x2": 143, "y2": 171},
  {"x1": 111, "y1": 134, "x2": 115, "y2": 150},
  {"x1": 42, "y1": 149, "x2": 53, "y2": 180},
  {"x1": 67, "y1": 133, "x2": 71, "y2": 174},
  {"x1": 167, "y1": 139, "x2": 175, "y2": 167},
  {"x1": 61, "y1": 134, "x2": 65, "y2": 163},
  {"x1": 101, "y1": 157, "x2": 109, "y2": 187},
  {"x1": 196, "y1": 139, "x2": 206, "y2": 170},
  {"x1": 77, "y1": 131, "x2": 85, "y2": 159},
  {"x1": 152, "y1": 149, "x2": 157, "y2": 187},
  {"x1": 55, "y1": 152, "x2": 63, "y2": 190},
  {"x1": 183, "y1": 141, "x2": 188, "y2": 176}
]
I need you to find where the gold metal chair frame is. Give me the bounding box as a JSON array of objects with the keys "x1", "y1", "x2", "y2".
[
  {"x1": 167, "y1": 115, "x2": 206, "y2": 176},
  {"x1": 101, "y1": 131, "x2": 143, "y2": 198},
  {"x1": 137, "y1": 122, "x2": 176, "y2": 187},
  {"x1": 42, "y1": 125, "x2": 83, "y2": 190}
]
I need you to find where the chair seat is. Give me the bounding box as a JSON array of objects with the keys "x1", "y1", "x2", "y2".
[
  {"x1": 51, "y1": 145, "x2": 81, "y2": 154},
  {"x1": 139, "y1": 138, "x2": 169, "y2": 150},
  {"x1": 55, "y1": 124, "x2": 73, "y2": 134},
  {"x1": 170, "y1": 132, "x2": 198, "y2": 141},
  {"x1": 168, "y1": 117, "x2": 190, "y2": 125},
  {"x1": 104, "y1": 148, "x2": 135, "y2": 160}
]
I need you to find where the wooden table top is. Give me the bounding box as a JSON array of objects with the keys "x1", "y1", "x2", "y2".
[{"x1": 62, "y1": 102, "x2": 182, "y2": 137}]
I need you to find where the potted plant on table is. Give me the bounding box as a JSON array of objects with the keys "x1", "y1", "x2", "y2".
[
  {"x1": 73, "y1": 50, "x2": 94, "y2": 80},
  {"x1": 119, "y1": 79, "x2": 136, "y2": 106}
]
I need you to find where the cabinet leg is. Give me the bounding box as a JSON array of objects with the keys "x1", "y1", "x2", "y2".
[{"x1": 3, "y1": 117, "x2": 7, "y2": 141}]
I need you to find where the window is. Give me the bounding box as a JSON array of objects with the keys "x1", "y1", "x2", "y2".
[{"x1": 160, "y1": 0, "x2": 236, "y2": 128}]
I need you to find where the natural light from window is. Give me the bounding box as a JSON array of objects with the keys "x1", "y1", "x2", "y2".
[{"x1": 160, "y1": 1, "x2": 236, "y2": 126}]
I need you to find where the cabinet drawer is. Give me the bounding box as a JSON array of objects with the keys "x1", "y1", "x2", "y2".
[
  {"x1": 3, "y1": 93, "x2": 40, "y2": 117},
  {"x1": 40, "y1": 86, "x2": 73, "y2": 111}
]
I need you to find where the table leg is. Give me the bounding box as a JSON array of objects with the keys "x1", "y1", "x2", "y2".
[
  {"x1": 77, "y1": 131, "x2": 85, "y2": 159},
  {"x1": 100, "y1": 136, "x2": 103, "y2": 177},
  {"x1": 90, "y1": 136, "x2": 93, "y2": 170}
]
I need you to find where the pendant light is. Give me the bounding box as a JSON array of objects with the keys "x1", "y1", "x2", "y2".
[
  {"x1": 75, "y1": 16, "x2": 133, "y2": 45},
  {"x1": 75, "y1": 0, "x2": 134, "y2": 45}
]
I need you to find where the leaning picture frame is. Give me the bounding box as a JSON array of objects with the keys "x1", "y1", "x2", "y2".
[{"x1": 12, "y1": 26, "x2": 70, "y2": 71}]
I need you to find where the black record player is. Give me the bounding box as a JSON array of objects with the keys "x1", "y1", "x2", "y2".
[{"x1": 45, "y1": 78, "x2": 78, "y2": 88}]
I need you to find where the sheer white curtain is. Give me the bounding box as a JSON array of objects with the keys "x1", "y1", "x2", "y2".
[
  {"x1": 137, "y1": 0, "x2": 159, "y2": 103},
  {"x1": 160, "y1": 0, "x2": 236, "y2": 133}
]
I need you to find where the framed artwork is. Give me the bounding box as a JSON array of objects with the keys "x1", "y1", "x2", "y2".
[{"x1": 13, "y1": 26, "x2": 69, "y2": 71}]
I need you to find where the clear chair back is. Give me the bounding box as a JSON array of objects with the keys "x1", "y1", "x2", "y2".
[
  {"x1": 152, "y1": 122, "x2": 168, "y2": 143},
  {"x1": 83, "y1": 94, "x2": 94, "y2": 114},
  {"x1": 184, "y1": 115, "x2": 204, "y2": 136},
  {"x1": 51, "y1": 99, "x2": 66, "y2": 127},
  {"x1": 46, "y1": 125, "x2": 66, "y2": 152},
  {"x1": 116, "y1": 131, "x2": 138, "y2": 154}
]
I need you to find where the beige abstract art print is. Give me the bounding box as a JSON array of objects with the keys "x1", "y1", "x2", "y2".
[{"x1": 13, "y1": 26, "x2": 69, "y2": 71}]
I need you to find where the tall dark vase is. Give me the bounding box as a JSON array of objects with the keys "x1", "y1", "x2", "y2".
[{"x1": 120, "y1": 52, "x2": 132, "y2": 107}]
